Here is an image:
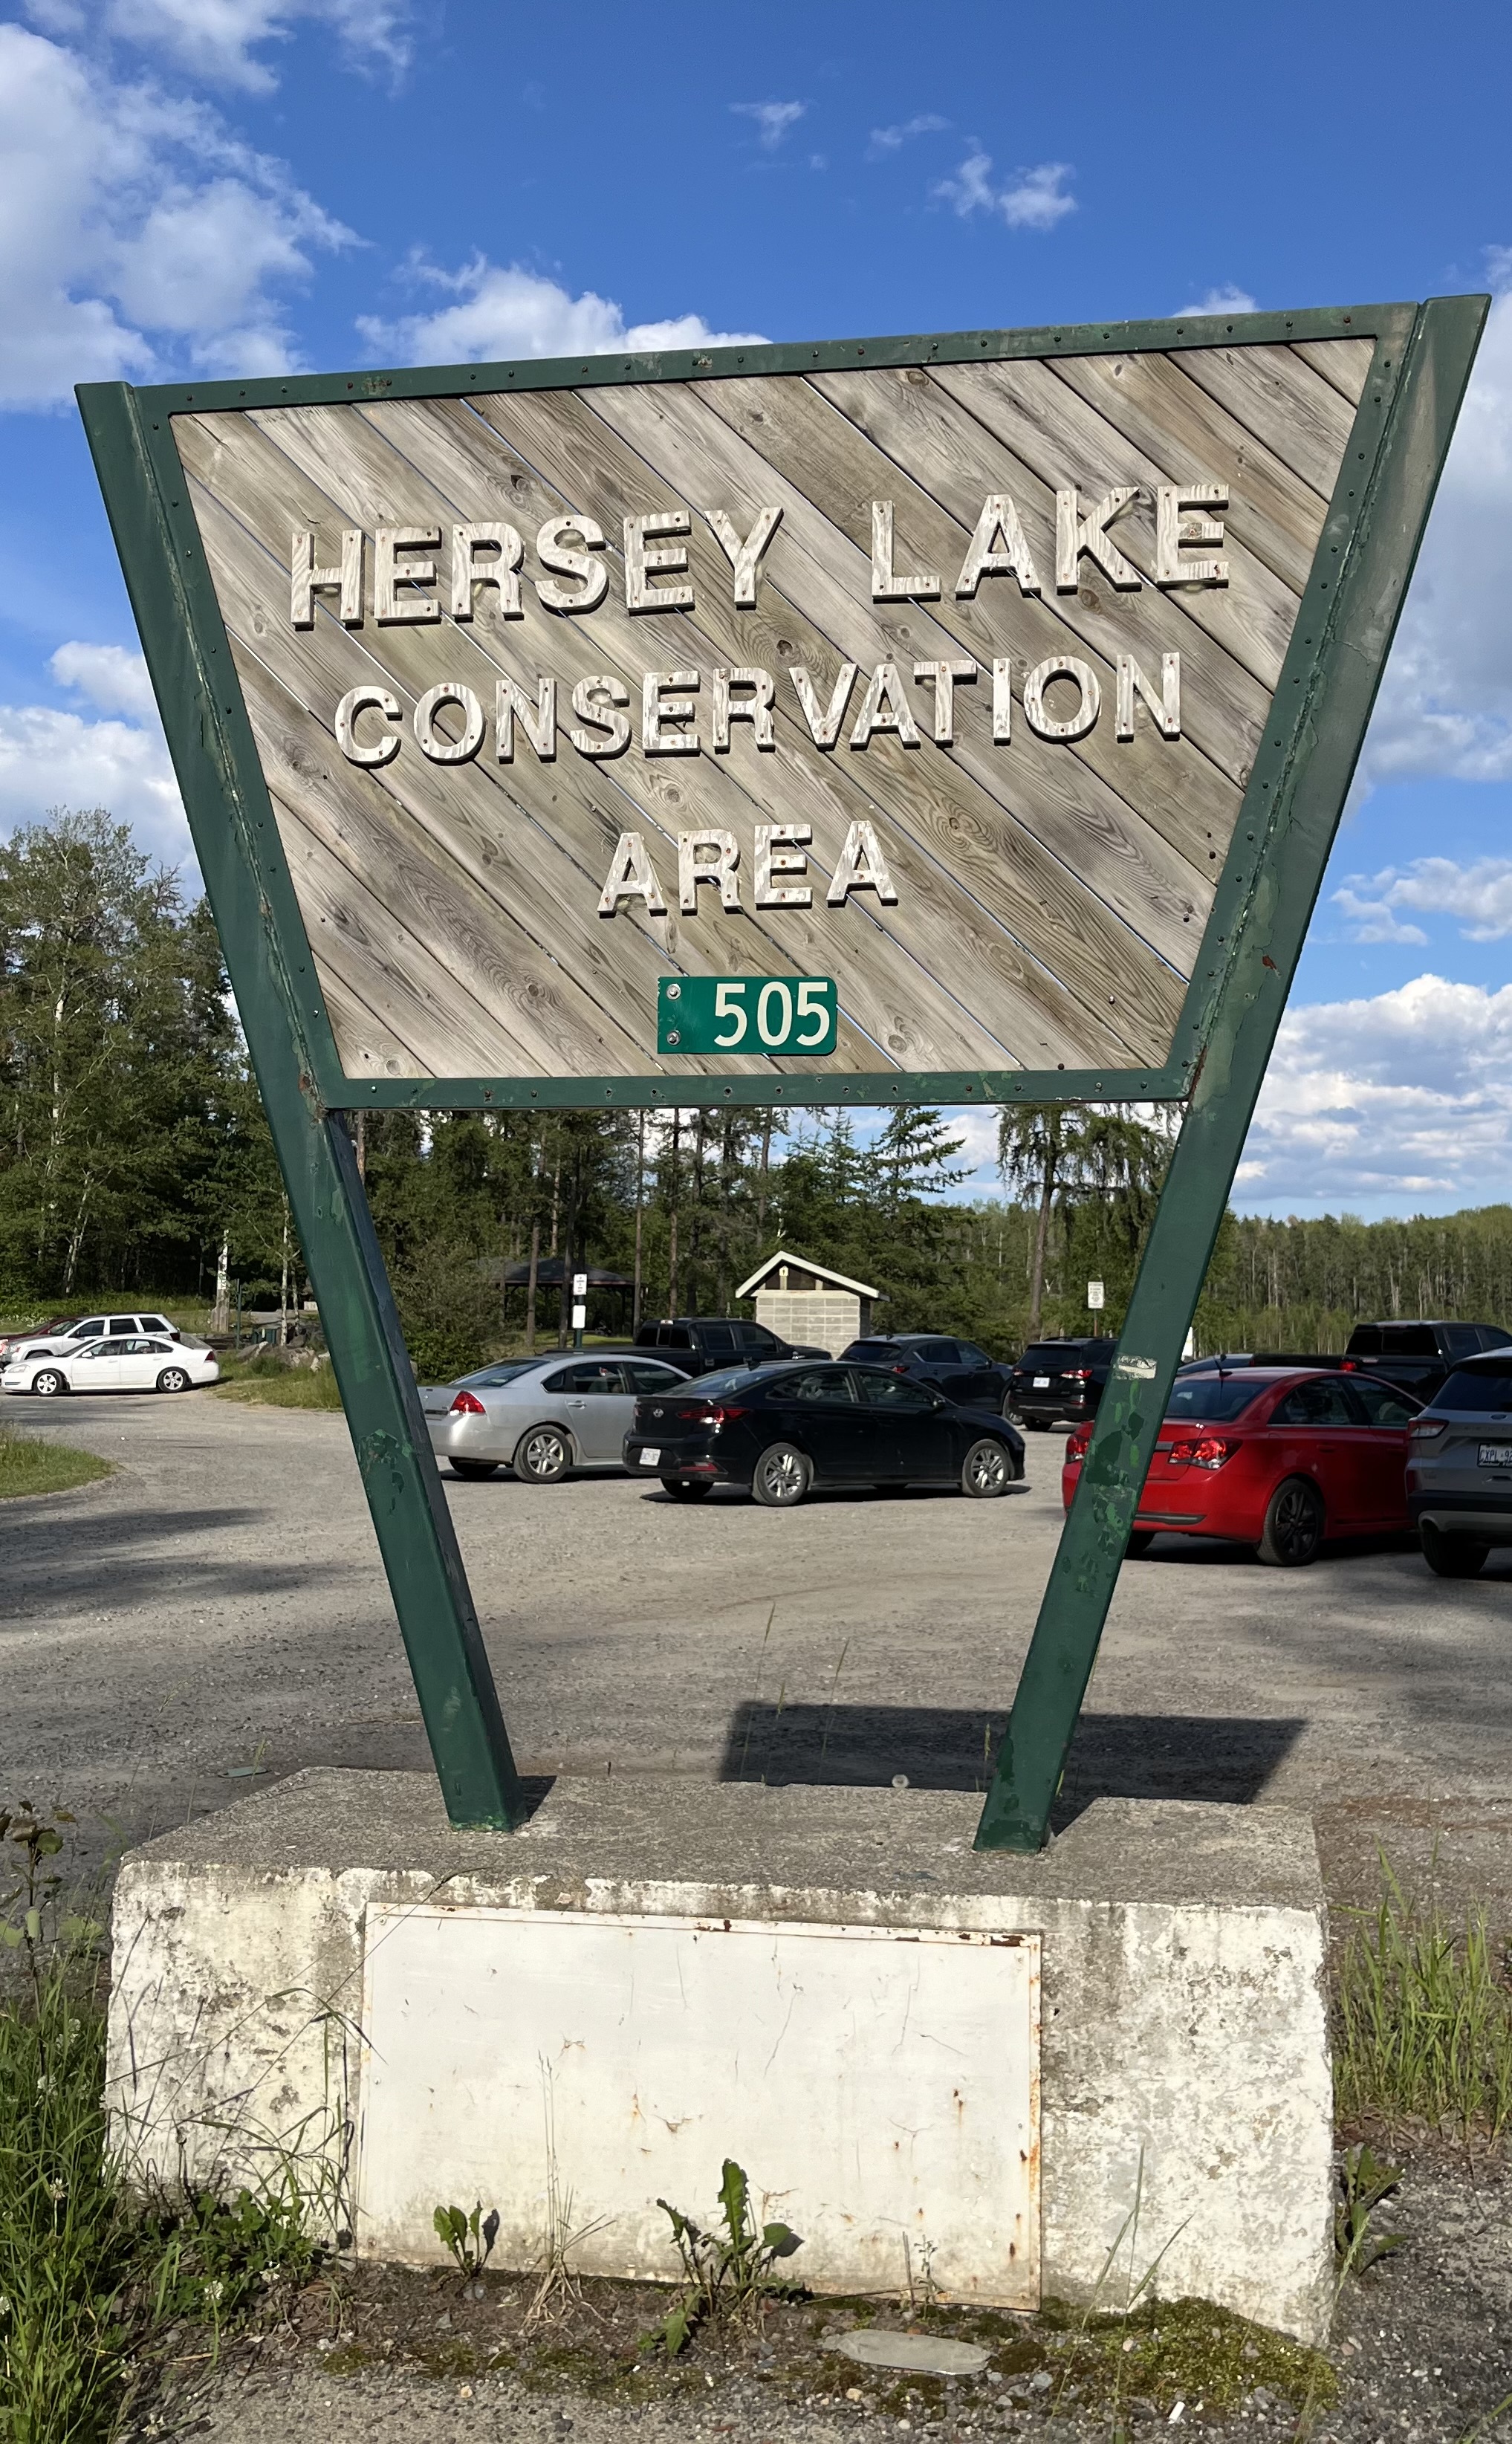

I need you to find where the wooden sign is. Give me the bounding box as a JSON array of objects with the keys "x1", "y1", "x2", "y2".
[{"x1": 123, "y1": 319, "x2": 1375, "y2": 1103}]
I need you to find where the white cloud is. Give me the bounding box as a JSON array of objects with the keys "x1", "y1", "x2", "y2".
[
  {"x1": 26, "y1": 0, "x2": 413, "y2": 93},
  {"x1": 1333, "y1": 855, "x2": 1512, "y2": 945},
  {"x1": 1174, "y1": 285, "x2": 1258, "y2": 316},
  {"x1": 50, "y1": 641, "x2": 158, "y2": 721},
  {"x1": 868, "y1": 114, "x2": 948, "y2": 157},
  {"x1": 1357, "y1": 265, "x2": 1512, "y2": 794},
  {"x1": 0, "y1": 23, "x2": 354, "y2": 404},
  {"x1": 1238, "y1": 974, "x2": 1512, "y2": 1205},
  {"x1": 730, "y1": 100, "x2": 806, "y2": 149},
  {"x1": 932, "y1": 152, "x2": 1074, "y2": 232},
  {"x1": 358, "y1": 259, "x2": 766, "y2": 367},
  {"x1": 0, "y1": 701, "x2": 187, "y2": 865}
]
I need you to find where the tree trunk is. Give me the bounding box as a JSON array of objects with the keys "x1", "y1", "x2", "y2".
[
  {"x1": 354, "y1": 1109, "x2": 366, "y2": 1184},
  {"x1": 755, "y1": 1114, "x2": 772, "y2": 1240},
  {"x1": 525, "y1": 1216, "x2": 540, "y2": 1355},
  {"x1": 1027, "y1": 1133, "x2": 1059, "y2": 1342},
  {"x1": 632, "y1": 1109, "x2": 646, "y2": 1330},
  {"x1": 279, "y1": 1203, "x2": 292, "y2": 1346},
  {"x1": 687, "y1": 1112, "x2": 707, "y2": 1310},
  {"x1": 210, "y1": 1233, "x2": 231, "y2": 1336}
]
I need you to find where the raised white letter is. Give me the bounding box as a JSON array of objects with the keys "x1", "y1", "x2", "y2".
[
  {"x1": 569, "y1": 674, "x2": 631, "y2": 756},
  {"x1": 826, "y1": 820, "x2": 898, "y2": 907},
  {"x1": 871, "y1": 499, "x2": 939, "y2": 601},
  {"x1": 754, "y1": 823, "x2": 813, "y2": 907},
  {"x1": 1116, "y1": 652, "x2": 1181, "y2": 740},
  {"x1": 992, "y1": 657, "x2": 1013, "y2": 744},
  {"x1": 625, "y1": 510, "x2": 694, "y2": 613},
  {"x1": 850, "y1": 661, "x2": 921, "y2": 750},
  {"x1": 712, "y1": 667, "x2": 775, "y2": 751},
  {"x1": 375, "y1": 528, "x2": 442, "y2": 623},
  {"x1": 642, "y1": 670, "x2": 700, "y2": 753},
  {"x1": 496, "y1": 676, "x2": 557, "y2": 762},
  {"x1": 1055, "y1": 487, "x2": 1141, "y2": 592},
  {"x1": 451, "y1": 524, "x2": 523, "y2": 619},
  {"x1": 292, "y1": 528, "x2": 363, "y2": 627},
  {"x1": 414, "y1": 681, "x2": 484, "y2": 763},
  {"x1": 598, "y1": 832, "x2": 667, "y2": 916},
  {"x1": 912, "y1": 658, "x2": 977, "y2": 745},
  {"x1": 1155, "y1": 485, "x2": 1228, "y2": 586},
  {"x1": 537, "y1": 516, "x2": 609, "y2": 614},
  {"x1": 706, "y1": 505, "x2": 783, "y2": 607},
  {"x1": 678, "y1": 829, "x2": 741, "y2": 913},
  {"x1": 954, "y1": 495, "x2": 1040, "y2": 598},
  {"x1": 789, "y1": 661, "x2": 859, "y2": 749},
  {"x1": 1023, "y1": 656, "x2": 1100, "y2": 741},
  {"x1": 334, "y1": 684, "x2": 400, "y2": 764}
]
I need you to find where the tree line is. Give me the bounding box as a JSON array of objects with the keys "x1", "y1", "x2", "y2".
[{"x1": 4, "y1": 808, "x2": 1510, "y2": 1374}]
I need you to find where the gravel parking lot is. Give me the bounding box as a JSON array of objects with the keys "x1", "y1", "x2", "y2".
[{"x1": 4, "y1": 1387, "x2": 1512, "y2": 1919}]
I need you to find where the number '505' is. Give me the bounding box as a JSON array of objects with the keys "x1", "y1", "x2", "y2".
[{"x1": 713, "y1": 979, "x2": 831, "y2": 1048}]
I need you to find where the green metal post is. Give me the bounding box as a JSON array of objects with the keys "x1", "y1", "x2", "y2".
[
  {"x1": 78, "y1": 379, "x2": 526, "y2": 1831},
  {"x1": 975, "y1": 292, "x2": 1488, "y2": 1853}
]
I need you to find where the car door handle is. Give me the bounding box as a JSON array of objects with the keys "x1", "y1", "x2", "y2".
[{"x1": 569, "y1": 1399, "x2": 586, "y2": 1410}]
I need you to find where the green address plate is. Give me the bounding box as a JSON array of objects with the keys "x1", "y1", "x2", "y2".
[{"x1": 657, "y1": 974, "x2": 838, "y2": 1057}]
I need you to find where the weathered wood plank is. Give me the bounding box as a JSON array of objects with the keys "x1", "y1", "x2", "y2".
[
  {"x1": 1291, "y1": 336, "x2": 1376, "y2": 404},
  {"x1": 1047, "y1": 351, "x2": 1329, "y2": 592},
  {"x1": 681, "y1": 369, "x2": 1239, "y2": 872},
  {"x1": 1173, "y1": 344, "x2": 1357, "y2": 496},
  {"x1": 422, "y1": 390, "x2": 1147, "y2": 1069},
  {"x1": 931, "y1": 357, "x2": 1305, "y2": 691},
  {"x1": 317, "y1": 965, "x2": 421, "y2": 1078},
  {"x1": 560, "y1": 381, "x2": 1190, "y2": 1057},
  {"x1": 808, "y1": 363, "x2": 1269, "y2": 792}
]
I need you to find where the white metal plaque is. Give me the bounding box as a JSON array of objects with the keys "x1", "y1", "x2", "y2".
[{"x1": 357, "y1": 1905, "x2": 1040, "y2": 2304}]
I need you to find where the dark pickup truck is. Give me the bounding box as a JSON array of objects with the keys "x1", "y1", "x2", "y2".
[
  {"x1": 632, "y1": 1317, "x2": 830, "y2": 1374},
  {"x1": 1341, "y1": 1320, "x2": 1512, "y2": 1406}
]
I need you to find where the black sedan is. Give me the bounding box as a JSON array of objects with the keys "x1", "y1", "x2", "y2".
[{"x1": 623, "y1": 1360, "x2": 1026, "y2": 1507}]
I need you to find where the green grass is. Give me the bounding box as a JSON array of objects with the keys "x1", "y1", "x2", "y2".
[
  {"x1": 212, "y1": 1353, "x2": 343, "y2": 1411},
  {"x1": 1335, "y1": 1855, "x2": 1512, "y2": 2144},
  {"x1": 0, "y1": 1427, "x2": 113, "y2": 1501}
]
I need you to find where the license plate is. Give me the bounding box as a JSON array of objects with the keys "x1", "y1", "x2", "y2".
[
  {"x1": 639, "y1": 1448, "x2": 661, "y2": 1467},
  {"x1": 1479, "y1": 1444, "x2": 1512, "y2": 1468},
  {"x1": 1033, "y1": 1376, "x2": 1051, "y2": 1388}
]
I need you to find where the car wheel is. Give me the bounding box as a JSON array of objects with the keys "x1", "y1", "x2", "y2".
[
  {"x1": 1126, "y1": 1530, "x2": 1155, "y2": 1558},
  {"x1": 751, "y1": 1442, "x2": 812, "y2": 1508},
  {"x1": 1001, "y1": 1394, "x2": 1019, "y2": 1422},
  {"x1": 1421, "y1": 1521, "x2": 1490, "y2": 1578},
  {"x1": 961, "y1": 1438, "x2": 1012, "y2": 1499},
  {"x1": 155, "y1": 1367, "x2": 190, "y2": 1394},
  {"x1": 661, "y1": 1478, "x2": 712, "y2": 1501},
  {"x1": 1256, "y1": 1476, "x2": 1325, "y2": 1566},
  {"x1": 30, "y1": 1369, "x2": 67, "y2": 1398},
  {"x1": 449, "y1": 1458, "x2": 499, "y2": 1480},
  {"x1": 514, "y1": 1424, "x2": 571, "y2": 1483},
  {"x1": 1025, "y1": 1417, "x2": 1051, "y2": 1432}
]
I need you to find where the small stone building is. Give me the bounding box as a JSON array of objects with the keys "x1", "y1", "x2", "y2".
[{"x1": 736, "y1": 1251, "x2": 878, "y2": 1356}]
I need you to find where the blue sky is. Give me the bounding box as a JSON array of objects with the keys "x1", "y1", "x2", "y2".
[{"x1": 1, "y1": 0, "x2": 1510, "y2": 1219}]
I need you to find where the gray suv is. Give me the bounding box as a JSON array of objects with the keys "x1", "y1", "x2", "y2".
[{"x1": 1406, "y1": 1346, "x2": 1512, "y2": 1576}]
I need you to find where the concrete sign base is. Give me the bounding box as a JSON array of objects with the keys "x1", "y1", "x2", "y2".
[{"x1": 107, "y1": 1772, "x2": 1333, "y2": 2341}]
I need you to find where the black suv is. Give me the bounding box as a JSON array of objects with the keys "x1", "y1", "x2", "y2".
[
  {"x1": 632, "y1": 1317, "x2": 828, "y2": 1374},
  {"x1": 1009, "y1": 1337, "x2": 1117, "y2": 1429},
  {"x1": 1343, "y1": 1320, "x2": 1511, "y2": 1407},
  {"x1": 840, "y1": 1332, "x2": 1014, "y2": 1413}
]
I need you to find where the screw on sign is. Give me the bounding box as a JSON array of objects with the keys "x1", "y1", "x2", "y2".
[{"x1": 77, "y1": 294, "x2": 1487, "y2": 1840}]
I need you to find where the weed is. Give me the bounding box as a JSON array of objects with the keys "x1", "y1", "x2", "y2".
[
  {"x1": 1334, "y1": 1853, "x2": 1512, "y2": 2142},
  {"x1": 433, "y1": 2202, "x2": 500, "y2": 2282},
  {"x1": 0, "y1": 1427, "x2": 113, "y2": 1502},
  {"x1": 641, "y1": 2160, "x2": 801, "y2": 2358},
  {"x1": 522, "y1": 2058, "x2": 610, "y2": 2330},
  {"x1": 1334, "y1": 2145, "x2": 1405, "y2": 2277}
]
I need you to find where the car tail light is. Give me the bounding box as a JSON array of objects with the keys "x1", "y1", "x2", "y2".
[
  {"x1": 892, "y1": 1364, "x2": 910, "y2": 1375},
  {"x1": 1409, "y1": 1419, "x2": 1446, "y2": 1442},
  {"x1": 709, "y1": 1405, "x2": 746, "y2": 1424},
  {"x1": 450, "y1": 1390, "x2": 487, "y2": 1416},
  {"x1": 1066, "y1": 1424, "x2": 1094, "y2": 1461},
  {"x1": 1168, "y1": 1436, "x2": 1235, "y2": 1470},
  {"x1": 1064, "y1": 1367, "x2": 1091, "y2": 1383},
  {"x1": 675, "y1": 1404, "x2": 713, "y2": 1420}
]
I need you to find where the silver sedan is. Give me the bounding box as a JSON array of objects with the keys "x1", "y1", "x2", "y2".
[{"x1": 422, "y1": 1352, "x2": 690, "y2": 1482}]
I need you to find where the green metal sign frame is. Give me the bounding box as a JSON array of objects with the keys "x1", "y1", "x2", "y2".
[{"x1": 78, "y1": 293, "x2": 1485, "y2": 1845}]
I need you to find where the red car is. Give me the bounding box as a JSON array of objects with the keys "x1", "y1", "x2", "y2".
[{"x1": 1062, "y1": 1367, "x2": 1420, "y2": 1566}]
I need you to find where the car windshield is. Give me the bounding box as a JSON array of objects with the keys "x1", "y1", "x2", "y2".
[
  {"x1": 846, "y1": 1341, "x2": 897, "y2": 1361},
  {"x1": 1164, "y1": 1377, "x2": 1269, "y2": 1422},
  {"x1": 1020, "y1": 1344, "x2": 1092, "y2": 1370},
  {"x1": 453, "y1": 1361, "x2": 543, "y2": 1389},
  {"x1": 1432, "y1": 1367, "x2": 1512, "y2": 1414},
  {"x1": 677, "y1": 1364, "x2": 788, "y2": 1397}
]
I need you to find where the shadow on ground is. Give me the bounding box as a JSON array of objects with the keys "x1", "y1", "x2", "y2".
[{"x1": 718, "y1": 1701, "x2": 1304, "y2": 1820}]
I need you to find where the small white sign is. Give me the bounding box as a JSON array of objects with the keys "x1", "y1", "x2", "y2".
[
  {"x1": 571, "y1": 1301, "x2": 586, "y2": 1329},
  {"x1": 572, "y1": 1271, "x2": 588, "y2": 1297},
  {"x1": 1087, "y1": 1280, "x2": 1105, "y2": 1311}
]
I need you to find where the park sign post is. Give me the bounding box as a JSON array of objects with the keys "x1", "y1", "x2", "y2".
[{"x1": 79, "y1": 296, "x2": 1485, "y2": 1849}]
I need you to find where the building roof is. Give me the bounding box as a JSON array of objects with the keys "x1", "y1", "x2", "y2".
[
  {"x1": 735, "y1": 1248, "x2": 879, "y2": 1301},
  {"x1": 492, "y1": 1259, "x2": 634, "y2": 1289}
]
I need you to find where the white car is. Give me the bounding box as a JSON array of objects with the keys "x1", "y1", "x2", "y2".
[
  {"x1": 1, "y1": 1335, "x2": 219, "y2": 1398},
  {"x1": 0, "y1": 1309, "x2": 186, "y2": 1370}
]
